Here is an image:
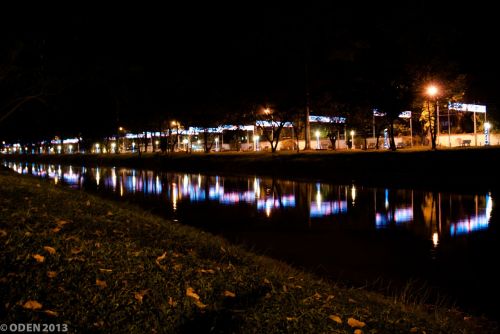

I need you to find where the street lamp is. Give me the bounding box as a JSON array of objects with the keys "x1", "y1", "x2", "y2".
[
  {"x1": 254, "y1": 135, "x2": 260, "y2": 151},
  {"x1": 315, "y1": 130, "x2": 320, "y2": 149},
  {"x1": 484, "y1": 122, "x2": 491, "y2": 146},
  {"x1": 350, "y1": 130, "x2": 355, "y2": 149},
  {"x1": 215, "y1": 137, "x2": 219, "y2": 151},
  {"x1": 426, "y1": 85, "x2": 440, "y2": 148},
  {"x1": 172, "y1": 121, "x2": 180, "y2": 152}
]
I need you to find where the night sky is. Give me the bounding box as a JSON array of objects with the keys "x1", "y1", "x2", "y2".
[{"x1": 1, "y1": 3, "x2": 499, "y2": 142}]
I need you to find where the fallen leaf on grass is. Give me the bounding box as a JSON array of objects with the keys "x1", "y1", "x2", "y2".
[
  {"x1": 156, "y1": 252, "x2": 167, "y2": 265},
  {"x1": 354, "y1": 329, "x2": 363, "y2": 334},
  {"x1": 86, "y1": 200, "x2": 91, "y2": 206},
  {"x1": 173, "y1": 264, "x2": 182, "y2": 271},
  {"x1": 410, "y1": 328, "x2": 418, "y2": 333},
  {"x1": 263, "y1": 278, "x2": 271, "y2": 284},
  {"x1": 99, "y1": 269, "x2": 112, "y2": 273},
  {"x1": 43, "y1": 246, "x2": 56, "y2": 255},
  {"x1": 198, "y1": 269, "x2": 215, "y2": 274},
  {"x1": 23, "y1": 300, "x2": 42, "y2": 310},
  {"x1": 286, "y1": 317, "x2": 297, "y2": 321},
  {"x1": 32, "y1": 254, "x2": 45, "y2": 263},
  {"x1": 223, "y1": 290, "x2": 236, "y2": 298},
  {"x1": 0, "y1": 229, "x2": 7, "y2": 237},
  {"x1": 134, "y1": 290, "x2": 149, "y2": 303},
  {"x1": 96, "y1": 279, "x2": 107, "y2": 288},
  {"x1": 70, "y1": 248, "x2": 82, "y2": 255},
  {"x1": 347, "y1": 317, "x2": 366, "y2": 328},
  {"x1": 44, "y1": 310, "x2": 58, "y2": 317},
  {"x1": 106, "y1": 211, "x2": 114, "y2": 216},
  {"x1": 186, "y1": 287, "x2": 200, "y2": 300},
  {"x1": 47, "y1": 271, "x2": 57, "y2": 278},
  {"x1": 51, "y1": 227, "x2": 61, "y2": 233},
  {"x1": 328, "y1": 315, "x2": 342, "y2": 324}
]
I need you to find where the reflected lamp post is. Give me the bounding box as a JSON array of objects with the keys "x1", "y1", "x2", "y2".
[{"x1": 350, "y1": 130, "x2": 355, "y2": 149}]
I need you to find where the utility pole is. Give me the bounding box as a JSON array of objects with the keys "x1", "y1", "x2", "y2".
[{"x1": 304, "y1": 62, "x2": 311, "y2": 150}]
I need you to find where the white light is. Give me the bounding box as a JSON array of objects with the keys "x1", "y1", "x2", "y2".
[
  {"x1": 427, "y1": 85, "x2": 438, "y2": 97},
  {"x1": 183, "y1": 139, "x2": 188, "y2": 144},
  {"x1": 350, "y1": 130, "x2": 355, "y2": 136},
  {"x1": 215, "y1": 137, "x2": 219, "y2": 142},
  {"x1": 432, "y1": 232, "x2": 439, "y2": 247},
  {"x1": 484, "y1": 122, "x2": 491, "y2": 130}
]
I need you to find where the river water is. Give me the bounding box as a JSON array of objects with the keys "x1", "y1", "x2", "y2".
[{"x1": 4, "y1": 161, "x2": 499, "y2": 319}]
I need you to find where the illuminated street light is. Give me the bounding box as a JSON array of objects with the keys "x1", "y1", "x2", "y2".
[
  {"x1": 315, "y1": 130, "x2": 320, "y2": 149},
  {"x1": 426, "y1": 85, "x2": 438, "y2": 97},
  {"x1": 254, "y1": 135, "x2": 260, "y2": 151},
  {"x1": 484, "y1": 122, "x2": 491, "y2": 146},
  {"x1": 111, "y1": 142, "x2": 116, "y2": 153},
  {"x1": 95, "y1": 143, "x2": 100, "y2": 154},
  {"x1": 68, "y1": 144, "x2": 73, "y2": 153},
  {"x1": 172, "y1": 121, "x2": 180, "y2": 152},
  {"x1": 57, "y1": 145, "x2": 62, "y2": 154},
  {"x1": 426, "y1": 84, "x2": 440, "y2": 148},
  {"x1": 350, "y1": 130, "x2": 355, "y2": 149},
  {"x1": 215, "y1": 137, "x2": 219, "y2": 151}
]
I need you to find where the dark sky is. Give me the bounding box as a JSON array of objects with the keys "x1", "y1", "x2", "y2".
[{"x1": 1, "y1": 2, "x2": 499, "y2": 141}]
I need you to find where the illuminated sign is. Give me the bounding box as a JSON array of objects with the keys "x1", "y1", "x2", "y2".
[
  {"x1": 309, "y1": 115, "x2": 346, "y2": 123},
  {"x1": 448, "y1": 103, "x2": 486, "y2": 113},
  {"x1": 399, "y1": 111, "x2": 411, "y2": 119}
]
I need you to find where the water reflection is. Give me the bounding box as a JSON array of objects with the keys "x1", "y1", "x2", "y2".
[{"x1": 5, "y1": 161, "x2": 493, "y2": 240}]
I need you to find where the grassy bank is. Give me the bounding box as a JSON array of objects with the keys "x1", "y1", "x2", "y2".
[
  {"x1": 6, "y1": 146, "x2": 500, "y2": 191},
  {"x1": 0, "y1": 169, "x2": 497, "y2": 333}
]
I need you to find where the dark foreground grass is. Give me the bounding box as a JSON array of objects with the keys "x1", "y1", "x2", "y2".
[{"x1": 0, "y1": 169, "x2": 497, "y2": 333}]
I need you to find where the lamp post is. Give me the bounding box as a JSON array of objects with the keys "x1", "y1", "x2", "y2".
[
  {"x1": 254, "y1": 135, "x2": 260, "y2": 151},
  {"x1": 215, "y1": 137, "x2": 219, "y2": 151},
  {"x1": 172, "y1": 121, "x2": 179, "y2": 152},
  {"x1": 484, "y1": 122, "x2": 491, "y2": 146},
  {"x1": 426, "y1": 85, "x2": 439, "y2": 149},
  {"x1": 315, "y1": 130, "x2": 320, "y2": 149},
  {"x1": 350, "y1": 130, "x2": 355, "y2": 149}
]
